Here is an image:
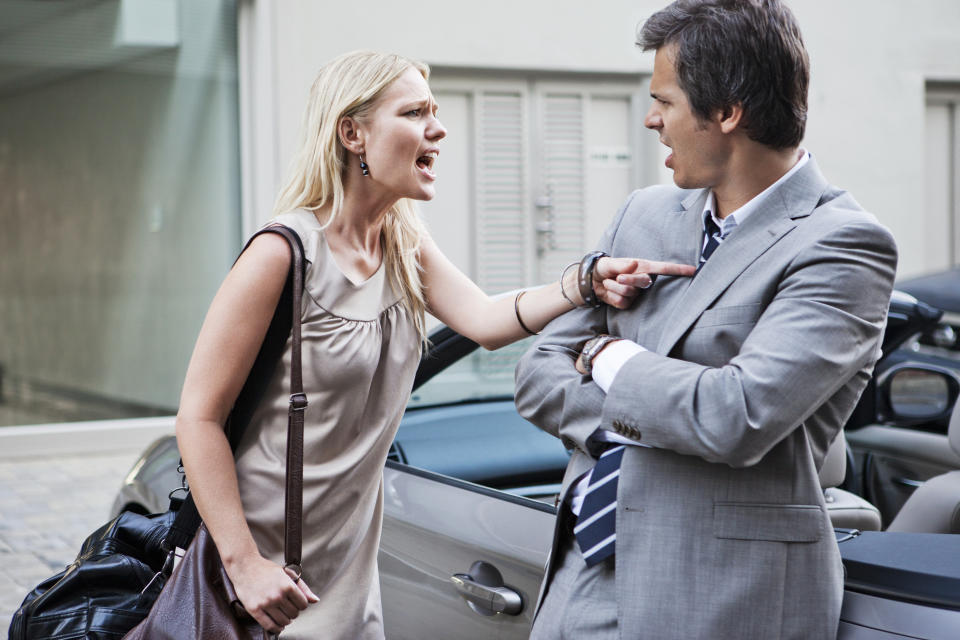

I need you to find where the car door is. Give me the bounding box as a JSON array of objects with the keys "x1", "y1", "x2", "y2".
[
  {"x1": 844, "y1": 293, "x2": 960, "y2": 525},
  {"x1": 848, "y1": 423, "x2": 960, "y2": 525},
  {"x1": 377, "y1": 329, "x2": 563, "y2": 640},
  {"x1": 845, "y1": 353, "x2": 960, "y2": 525},
  {"x1": 379, "y1": 462, "x2": 555, "y2": 640}
]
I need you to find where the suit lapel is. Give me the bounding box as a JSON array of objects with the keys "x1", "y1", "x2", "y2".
[{"x1": 653, "y1": 156, "x2": 831, "y2": 356}]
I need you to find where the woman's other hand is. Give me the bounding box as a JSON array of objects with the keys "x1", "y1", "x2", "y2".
[
  {"x1": 228, "y1": 553, "x2": 319, "y2": 635},
  {"x1": 593, "y1": 257, "x2": 696, "y2": 309}
]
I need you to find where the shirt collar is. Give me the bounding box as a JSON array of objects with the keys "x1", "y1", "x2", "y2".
[{"x1": 702, "y1": 149, "x2": 810, "y2": 236}]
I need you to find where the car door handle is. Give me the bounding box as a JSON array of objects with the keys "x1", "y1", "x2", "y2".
[
  {"x1": 892, "y1": 476, "x2": 925, "y2": 488},
  {"x1": 450, "y1": 573, "x2": 523, "y2": 615}
]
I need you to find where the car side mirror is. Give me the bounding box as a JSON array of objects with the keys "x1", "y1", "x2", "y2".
[{"x1": 880, "y1": 365, "x2": 959, "y2": 425}]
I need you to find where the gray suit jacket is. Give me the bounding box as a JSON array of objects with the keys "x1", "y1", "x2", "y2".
[{"x1": 515, "y1": 157, "x2": 897, "y2": 640}]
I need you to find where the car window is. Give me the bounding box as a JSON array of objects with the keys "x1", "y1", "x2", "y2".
[
  {"x1": 408, "y1": 338, "x2": 534, "y2": 408},
  {"x1": 398, "y1": 335, "x2": 567, "y2": 505}
]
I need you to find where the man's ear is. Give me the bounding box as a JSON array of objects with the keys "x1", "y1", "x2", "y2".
[
  {"x1": 338, "y1": 116, "x2": 364, "y2": 154},
  {"x1": 718, "y1": 103, "x2": 744, "y2": 134}
]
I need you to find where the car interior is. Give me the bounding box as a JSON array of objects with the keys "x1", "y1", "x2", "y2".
[
  {"x1": 883, "y1": 400, "x2": 960, "y2": 533},
  {"x1": 393, "y1": 305, "x2": 960, "y2": 536},
  {"x1": 394, "y1": 400, "x2": 955, "y2": 532},
  {"x1": 821, "y1": 430, "x2": 882, "y2": 531},
  {"x1": 844, "y1": 360, "x2": 960, "y2": 531},
  {"x1": 397, "y1": 358, "x2": 960, "y2": 535}
]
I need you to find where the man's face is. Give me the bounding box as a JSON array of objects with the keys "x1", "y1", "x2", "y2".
[{"x1": 644, "y1": 44, "x2": 730, "y2": 189}]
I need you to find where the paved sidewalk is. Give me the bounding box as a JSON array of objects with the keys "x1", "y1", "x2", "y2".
[
  {"x1": 0, "y1": 449, "x2": 139, "y2": 631},
  {"x1": 0, "y1": 419, "x2": 172, "y2": 632}
]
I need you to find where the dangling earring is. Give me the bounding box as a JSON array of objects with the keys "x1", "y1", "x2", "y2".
[{"x1": 359, "y1": 154, "x2": 370, "y2": 177}]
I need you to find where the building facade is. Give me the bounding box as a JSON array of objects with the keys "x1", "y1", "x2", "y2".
[{"x1": 1, "y1": 0, "x2": 959, "y2": 423}]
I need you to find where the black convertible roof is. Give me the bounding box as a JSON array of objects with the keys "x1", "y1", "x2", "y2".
[{"x1": 897, "y1": 267, "x2": 960, "y2": 313}]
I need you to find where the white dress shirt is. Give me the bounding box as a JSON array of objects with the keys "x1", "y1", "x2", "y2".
[{"x1": 568, "y1": 150, "x2": 810, "y2": 516}]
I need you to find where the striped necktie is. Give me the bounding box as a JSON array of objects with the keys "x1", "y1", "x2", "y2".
[
  {"x1": 697, "y1": 215, "x2": 724, "y2": 273},
  {"x1": 574, "y1": 444, "x2": 626, "y2": 567}
]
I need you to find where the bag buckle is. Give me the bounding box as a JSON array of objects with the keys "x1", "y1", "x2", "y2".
[{"x1": 289, "y1": 393, "x2": 308, "y2": 412}]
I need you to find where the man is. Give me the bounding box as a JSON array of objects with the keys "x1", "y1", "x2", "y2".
[{"x1": 514, "y1": 1, "x2": 898, "y2": 638}]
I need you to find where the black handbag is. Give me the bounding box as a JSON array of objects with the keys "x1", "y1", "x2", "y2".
[
  {"x1": 7, "y1": 507, "x2": 177, "y2": 640},
  {"x1": 8, "y1": 225, "x2": 306, "y2": 640}
]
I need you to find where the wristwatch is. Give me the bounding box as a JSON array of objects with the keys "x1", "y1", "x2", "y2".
[{"x1": 580, "y1": 334, "x2": 619, "y2": 376}]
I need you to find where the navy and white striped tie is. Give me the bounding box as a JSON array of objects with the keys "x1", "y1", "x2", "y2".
[
  {"x1": 697, "y1": 215, "x2": 724, "y2": 273},
  {"x1": 574, "y1": 445, "x2": 626, "y2": 567}
]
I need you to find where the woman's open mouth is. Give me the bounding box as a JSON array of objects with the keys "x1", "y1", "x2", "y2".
[{"x1": 416, "y1": 151, "x2": 437, "y2": 180}]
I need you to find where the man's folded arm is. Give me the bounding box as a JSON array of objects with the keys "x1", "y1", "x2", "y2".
[
  {"x1": 514, "y1": 306, "x2": 609, "y2": 451},
  {"x1": 597, "y1": 220, "x2": 898, "y2": 467},
  {"x1": 514, "y1": 191, "x2": 640, "y2": 452}
]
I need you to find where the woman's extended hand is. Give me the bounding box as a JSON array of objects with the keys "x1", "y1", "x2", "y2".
[
  {"x1": 228, "y1": 553, "x2": 319, "y2": 635},
  {"x1": 593, "y1": 257, "x2": 697, "y2": 308}
]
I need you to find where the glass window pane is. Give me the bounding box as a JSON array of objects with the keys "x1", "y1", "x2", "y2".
[{"x1": 0, "y1": 0, "x2": 240, "y2": 426}]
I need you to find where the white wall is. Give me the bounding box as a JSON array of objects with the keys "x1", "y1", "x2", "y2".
[
  {"x1": 792, "y1": 1, "x2": 960, "y2": 277},
  {"x1": 242, "y1": 0, "x2": 960, "y2": 278}
]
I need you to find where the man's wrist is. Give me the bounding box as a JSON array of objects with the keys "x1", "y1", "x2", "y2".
[
  {"x1": 592, "y1": 339, "x2": 647, "y2": 393},
  {"x1": 580, "y1": 334, "x2": 620, "y2": 376}
]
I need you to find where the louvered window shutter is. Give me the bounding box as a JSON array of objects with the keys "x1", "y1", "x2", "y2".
[
  {"x1": 538, "y1": 93, "x2": 586, "y2": 280},
  {"x1": 476, "y1": 91, "x2": 527, "y2": 293},
  {"x1": 474, "y1": 90, "x2": 531, "y2": 375}
]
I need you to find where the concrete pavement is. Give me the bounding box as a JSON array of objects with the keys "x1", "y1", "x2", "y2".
[{"x1": 0, "y1": 418, "x2": 174, "y2": 632}]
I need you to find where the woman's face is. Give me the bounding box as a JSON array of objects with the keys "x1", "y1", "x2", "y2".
[{"x1": 359, "y1": 67, "x2": 447, "y2": 201}]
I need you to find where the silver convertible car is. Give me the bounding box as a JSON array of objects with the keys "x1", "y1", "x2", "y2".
[{"x1": 114, "y1": 292, "x2": 960, "y2": 639}]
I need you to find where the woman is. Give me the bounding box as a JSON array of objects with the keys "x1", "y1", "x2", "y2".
[{"x1": 176, "y1": 50, "x2": 689, "y2": 638}]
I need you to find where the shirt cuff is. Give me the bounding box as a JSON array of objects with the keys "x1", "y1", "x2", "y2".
[{"x1": 591, "y1": 339, "x2": 646, "y2": 393}]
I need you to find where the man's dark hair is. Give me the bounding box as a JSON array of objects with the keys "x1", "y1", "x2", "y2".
[{"x1": 638, "y1": 0, "x2": 809, "y2": 150}]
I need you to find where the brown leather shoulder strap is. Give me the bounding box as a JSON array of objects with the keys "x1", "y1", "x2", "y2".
[
  {"x1": 263, "y1": 225, "x2": 307, "y2": 571},
  {"x1": 167, "y1": 225, "x2": 306, "y2": 566}
]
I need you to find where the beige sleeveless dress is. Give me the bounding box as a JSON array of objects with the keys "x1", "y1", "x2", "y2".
[{"x1": 233, "y1": 210, "x2": 420, "y2": 639}]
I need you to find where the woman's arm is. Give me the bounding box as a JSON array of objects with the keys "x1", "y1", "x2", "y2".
[
  {"x1": 175, "y1": 232, "x2": 317, "y2": 634},
  {"x1": 420, "y1": 233, "x2": 695, "y2": 350}
]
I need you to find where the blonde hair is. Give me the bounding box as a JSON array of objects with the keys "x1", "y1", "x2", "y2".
[{"x1": 273, "y1": 50, "x2": 431, "y2": 343}]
